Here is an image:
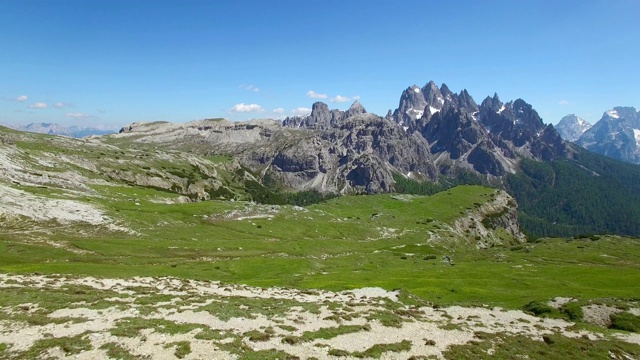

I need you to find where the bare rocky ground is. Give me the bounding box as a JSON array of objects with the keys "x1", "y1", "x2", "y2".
[{"x1": 1, "y1": 274, "x2": 638, "y2": 359}]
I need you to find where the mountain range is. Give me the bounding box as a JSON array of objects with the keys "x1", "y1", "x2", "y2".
[
  {"x1": 112, "y1": 81, "x2": 640, "y2": 239},
  {"x1": 120, "y1": 82, "x2": 570, "y2": 193},
  {"x1": 6, "y1": 122, "x2": 116, "y2": 138}
]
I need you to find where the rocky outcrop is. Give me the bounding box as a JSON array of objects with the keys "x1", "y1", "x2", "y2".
[
  {"x1": 452, "y1": 189, "x2": 527, "y2": 248},
  {"x1": 282, "y1": 101, "x2": 366, "y2": 129},
  {"x1": 251, "y1": 114, "x2": 438, "y2": 194},
  {"x1": 0, "y1": 126, "x2": 259, "y2": 203}
]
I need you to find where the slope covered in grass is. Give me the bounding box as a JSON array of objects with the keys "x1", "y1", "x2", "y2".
[{"x1": 1, "y1": 180, "x2": 639, "y2": 309}]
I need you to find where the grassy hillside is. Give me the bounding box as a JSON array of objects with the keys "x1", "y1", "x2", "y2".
[{"x1": 2, "y1": 180, "x2": 639, "y2": 309}]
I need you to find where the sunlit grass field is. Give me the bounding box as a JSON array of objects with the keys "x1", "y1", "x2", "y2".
[{"x1": 2, "y1": 184, "x2": 638, "y2": 309}]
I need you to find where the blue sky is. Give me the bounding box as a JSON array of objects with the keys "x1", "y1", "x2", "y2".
[{"x1": 1, "y1": 0, "x2": 638, "y2": 129}]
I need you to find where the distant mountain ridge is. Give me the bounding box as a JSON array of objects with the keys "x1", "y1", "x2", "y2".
[
  {"x1": 556, "y1": 114, "x2": 591, "y2": 142},
  {"x1": 575, "y1": 107, "x2": 640, "y2": 164},
  {"x1": 8, "y1": 122, "x2": 115, "y2": 138}
]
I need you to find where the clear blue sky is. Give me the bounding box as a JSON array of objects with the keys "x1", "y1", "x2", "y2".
[{"x1": 1, "y1": 0, "x2": 638, "y2": 129}]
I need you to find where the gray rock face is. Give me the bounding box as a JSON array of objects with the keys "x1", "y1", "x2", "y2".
[
  {"x1": 421, "y1": 81, "x2": 445, "y2": 109},
  {"x1": 480, "y1": 93, "x2": 503, "y2": 113},
  {"x1": 267, "y1": 114, "x2": 438, "y2": 193},
  {"x1": 282, "y1": 100, "x2": 365, "y2": 129},
  {"x1": 556, "y1": 114, "x2": 592, "y2": 142},
  {"x1": 346, "y1": 100, "x2": 366, "y2": 118},
  {"x1": 392, "y1": 85, "x2": 429, "y2": 131},
  {"x1": 576, "y1": 107, "x2": 640, "y2": 164}
]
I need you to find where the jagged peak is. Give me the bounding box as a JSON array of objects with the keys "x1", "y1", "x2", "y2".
[
  {"x1": 512, "y1": 98, "x2": 533, "y2": 111},
  {"x1": 385, "y1": 109, "x2": 393, "y2": 120},
  {"x1": 348, "y1": 100, "x2": 365, "y2": 111},
  {"x1": 346, "y1": 100, "x2": 367, "y2": 117},
  {"x1": 407, "y1": 84, "x2": 421, "y2": 93},
  {"x1": 311, "y1": 101, "x2": 329, "y2": 110},
  {"x1": 480, "y1": 93, "x2": 503, "y2": 111},
  {"x1": 421, "y1": 80, "x2": 440, "y2": 93},
  {"x1": 440, "y1": 83, "x2": 454, "y2": 98},
  {"x1": 607, "y1": 106, "x2": 639, "y2": 120}
]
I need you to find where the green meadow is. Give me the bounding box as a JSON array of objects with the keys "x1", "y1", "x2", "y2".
[{"x1": 2, "y1": 183, "x2": 639, "y2": 310}]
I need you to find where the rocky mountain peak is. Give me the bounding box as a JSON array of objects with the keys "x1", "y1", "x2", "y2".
[
  {"x1": 480, "y1": 93, "x2": 503, "y2": 112},
  {"x1": 346, "y1": 100, "x2": 367, "y2": 118},
  {"x1": 283, "y1": 101, "x2": 371, "y2": 129},
  {"x1": 607, "y1": 106, "x2": 640, "y2": 124},
  {"x1": 392, "y1": 85, "x2": 429, "y2": 130},
  {"x1": 577, "y1": 106, "x2": 640, "y2": 164},
  {"x1": 440, "y1": 83, "x2": 454, "y2": 101},
  {"x1": 556, "y1": 114, "x2": 592, "y2": 142},
  {"x1": 512, "y1": 99, "x2": 545, "y2": 129},
  {"x1": 421, "y1": 81, "x2": 445, "y2": 110},
  {"x1": 456, "y1": 89, "x2": 479, "y2": 114},
  {"x1": 308, "y1": 102, "x2": 332, "y2": 126}
]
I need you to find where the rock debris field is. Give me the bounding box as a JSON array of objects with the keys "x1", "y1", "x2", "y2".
[{"x1": 1, "y1": 274, "x2": 638, "y2": 359}]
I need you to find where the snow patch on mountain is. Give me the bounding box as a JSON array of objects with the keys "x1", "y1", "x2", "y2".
[
  {"x1": 634, "y1": 129, "x2": 640, "y2": 146},
  {"x1": 607, "y1": 110, "x2": 620, "y2": 119}
]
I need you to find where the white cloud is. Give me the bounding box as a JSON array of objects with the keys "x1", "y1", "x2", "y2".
[
  {"x1": 54, "y1": 102, "x2": 65, "y2": 108},
  {"x1": 331, "y1": 95, "x2": 351, "y2": 103},
  {"x1": 272, "y1": 108, "x2": 285, "y2": 114},
  {"x1": 66, "y1": 112, "x2": 94, "y2": 119},
  {"x1": 558, "y1": 100, "x2": 570, "y2": 105},
  {"x1": 353, "y1": 95, "x2": 361, "y2": 100},
  {"x1": 291, "y1": 107, "x2": 312, "y2": 116},
  {"x1": 306, "y1": 90, "x2": 327, "y2": 99},
  {"x1": 16, "y1": 95, "x2": 28, "y2": 102},
  {"x1": 240, "y1": 84, "x2": 260, "y2": 92},
  {"x1": 28, "y1": 102, "x2": 48, "y2": 109},
  {"x1": 230, "y1": 103, "x2": 264, "y2": 113}
]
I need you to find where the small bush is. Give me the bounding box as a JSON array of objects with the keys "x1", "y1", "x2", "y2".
[
  {"x1": 245, "y1": 330, "x2": 271, "y2": 341},
  {"x1": 610, "y1": 312, "x2": 640, "y2": 332},
  {"x1": 281, "y1": 336, "x2": 299, "y2": 345},
  {"x1": 328, "y1": 349, "x2": 350, "y2": 357},
  {"x1": 561, "y1": 302, "x2": 583, "y2": 321},
  {"x1": 423, "y1": 255, "x2": 437, "y2": 260},
  {"x1": 164, "y1": 341, "x2": 191, "y2": 359},
  {"x1": 523, "y1": 301, "x2": 557, "y2": 317}
]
